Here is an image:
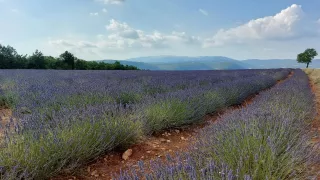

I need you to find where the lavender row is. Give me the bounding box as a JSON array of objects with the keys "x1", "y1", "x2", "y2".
[
  {"x1": 0, "y1": 69, "x2": 290, "y2": 179},
  {"x1": 15, "y1": 69, "x2": 290, "y2": 134},
  {"x1": 118, "y1": 69, "x2": 318, "y2": 179},
  {"x1": 0, "y1": 69, "x2": 286, "y2": 116}
]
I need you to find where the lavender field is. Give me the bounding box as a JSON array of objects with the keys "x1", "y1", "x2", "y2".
[
  {"x1": 119, "y1": 69, "x2": 319, "y2": 179},
  {"x1": 0, "y1": 69, "x2": 317, "y2": 179}
]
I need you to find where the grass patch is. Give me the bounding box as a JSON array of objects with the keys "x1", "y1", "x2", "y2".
[
  {"x1": 143, "y1": 99, "x2": 190, "y2": 133},
  {"x1": 0, "y1": 92, "x2": 18, "y2": 109},
  {"x1": 115, "y1": 92, "x2": 143, "y2": 104},
  {"x1": 0, "y1": 80, "x2": 18, "y2": 108}
]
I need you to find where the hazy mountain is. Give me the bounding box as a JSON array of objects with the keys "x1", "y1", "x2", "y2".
[
  {"x1": 98, "y1": 60, "x2": 161, "y2": 70},
  {"x1": 152, "y1": 61, "x2": 246, "y2": 70},
  {"x1": 99, "y1": 56, "x2": 320, "y2": 70},
  {"x1": 128, "y1": 56, "x2": 237, "y2": 63},
  {"x1": 243, "y1": 59, "x2": 320, "y2": 69},
  {"x1": 101, "y1": 56, "x2": 247, "y2": 70}
]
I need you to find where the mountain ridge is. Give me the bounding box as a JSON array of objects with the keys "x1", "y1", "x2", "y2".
[{"x1": 97, "y1": 56, "x2": 320, "y2": 70}]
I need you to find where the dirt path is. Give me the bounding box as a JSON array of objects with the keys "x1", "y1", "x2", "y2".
[
  {"x1": 51, "y1": 72, "x2": 293, "y2": 180},
  {"x1": 305, "y1": 70, "x2": 320, "y2": 179},
  {"x1": 0, "y1": 108, "x2": 13, "y2": 139},
  {"x1": 310, "y1": 85, "x2": 320, "y2": 179}
]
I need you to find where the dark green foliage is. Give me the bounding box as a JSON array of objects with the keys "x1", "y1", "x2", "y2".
[
  {"x1": 75, "y1": 59, "x2": 89, "y2": 70},
  {"x1": 0, "y1": 44, "x2": 28, "y2": 69},
  {"x1": 59, "y1": 51, "x2": 75, "y2": 70},
  {"x1": 144, "y1": 99, "x2": 190, "y2": 132},
  {"x1": 28, "y1": 50, "x2": 46, "y2": 69},
  {"x1": 115, "y1": 92, "x2": 142, "y2": 104},
  {"x1": 0, "y1": 43, "x2": 139, "y2": 70},
  {"x1": 297, "y1": 48, "x2": 318, "y2": 68},
  {"x1": 77, "y1": 60, "x2": 138, "y2": 70},
  {"x1": 0, "y1": 92, "x2": 18, "y2": 108}
]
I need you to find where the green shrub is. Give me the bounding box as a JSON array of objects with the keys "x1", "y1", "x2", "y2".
[
  {"x1": 0, "y1": 114, "x2": 142, "y2": 179},
  {"x1": 144, "y1": 99, "x2": 190, "y2": 133},
  {"x1": 0, "y1": 92, "x2": 18, "y2": 108},
  {"x1": 115, "y1": 92, "x2": 143, "y2": 104}
]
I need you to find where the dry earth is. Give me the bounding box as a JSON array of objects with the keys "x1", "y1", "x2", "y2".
[
  {"x1": 304, "y1": 69, "x2": 320, "y2": 179},
  {"x1": 0, "y1": 108, "x2": 13, "y2": 139}
]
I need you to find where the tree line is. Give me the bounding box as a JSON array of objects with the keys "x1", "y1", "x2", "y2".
[{"x1": 0, "y1": 44, "x2": 139, "y2": 70}]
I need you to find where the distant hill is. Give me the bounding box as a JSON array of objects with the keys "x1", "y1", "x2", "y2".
[
  {"x1": 243, "y1": 59, "x2": 320, "y2": 69},
  {"x1": 98, "y1": 56, "x2": 320, "y2": 70},
  {"x1": 97, "y1": 60, "x2": 161, "y2": 70}
]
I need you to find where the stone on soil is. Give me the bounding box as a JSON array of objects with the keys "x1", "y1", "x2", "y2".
[{"x1": 122, "y1": 149, "x2": 133, "y2": 160}]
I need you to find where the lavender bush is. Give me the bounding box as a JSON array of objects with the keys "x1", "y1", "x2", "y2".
[
  {"x1": 0, "y1": 69, "x2": 291, "y2": 179},
  {"x1": 118, "y1": 69, "x2": 318, "y2": 180}
]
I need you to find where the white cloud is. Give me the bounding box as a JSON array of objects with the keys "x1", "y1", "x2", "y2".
[
  {"x1": 169, "y1": 31, "x2": 201, "y2": 44},
  {"x1": 49, "y1": 40, "x2": 76, "y2": 47},
  {"x1": 102, "y1": 8, "x2": 107, "y2": 13},
  {"x1": 204, "y1": 4, "x2": 306, "y2": 47},
  {"x1": 89, "y1": 12, "x2": 99, "y2": 16},
  {"x1": 199, "y1": 9, "x2": 208, "y2": 16},
  {"x1": 49, "y1": 40, "x2": 98, "y2": 48},
  {"x1": 49, "y1": 19, "x2": 199, "y2": 53},
  {"x1": 106, "y1": 19, "x2": 140, "y2": 39},
  {"x1": 106, "y1": 19, "x2": 131, "y2": 31},
  {"x1": 78, "y1": 41, "x2": 99, "y2": 48},
  {"x1": 105, "y1": 19, "x2": 200, "y2": 48},
  {"x1": 47, "y1": 4, "x2": 320, "y2": 59},
  {"x1": 47, "y1": 39, "x2": 100, "y2": 58},
  {"x1": 105, "y1": 20, "x2": 170, "y2": 48},
  {"x1": 96, "y1": 0, "x2": 125, "y2": 5}
]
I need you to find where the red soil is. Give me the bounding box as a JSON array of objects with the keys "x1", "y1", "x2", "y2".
[
  {"x1": 0, "y1": 108, "x2": 13, "y2": 139},
  {"x1": 309, "y1": 80, "x2": 320, "y2": 179},
  {"x1": 49, "y1": 72, "x2": 293, "y2": 180}
]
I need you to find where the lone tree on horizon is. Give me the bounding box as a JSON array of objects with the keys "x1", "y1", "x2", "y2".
[{"x1": 297, "y1": 48, "x2": 318, "y2": 68}]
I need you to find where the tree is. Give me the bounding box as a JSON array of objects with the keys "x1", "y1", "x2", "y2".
[
  {"x1": 44, "y1": 56, "x2": 59, "y2": 69},
  {"x1": 0, "y1": 44, "x2": 19, "y2": 69},
  {"x1": 28, "y1": 50, "x2": 46, "y2": 69},
  {"x1": 15, "y1": 54, "x2": 28, "y2": 69},
  {"x1": 297, "y1": 48, "x2": 318, "y2": 68},
  {"x1": 0, "y1": 43, "x2": 139, "y2": 70},
  {"x1": 75, "y1": 59, "x2": 89, "y2": 70},
  {"x1": 59, "y1": 51, "x2": 75, "y2": 70}
]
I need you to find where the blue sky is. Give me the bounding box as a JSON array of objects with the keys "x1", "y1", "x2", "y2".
[{"x1": 1, "y1": 0, "x2": 320, "y2": 60}]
